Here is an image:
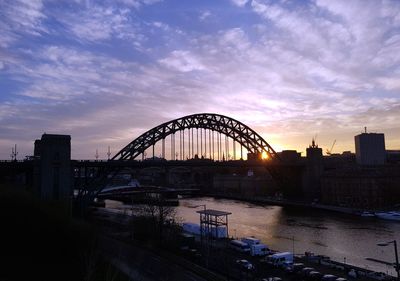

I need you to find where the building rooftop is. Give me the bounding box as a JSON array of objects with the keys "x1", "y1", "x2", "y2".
[{"x1": 41, "y1": 134, "x2": 71, "y2": 139}]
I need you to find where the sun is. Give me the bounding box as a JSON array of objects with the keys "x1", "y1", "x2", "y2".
[{"x1": 261, "y1": 151, "x2": 269, "y2": 160}]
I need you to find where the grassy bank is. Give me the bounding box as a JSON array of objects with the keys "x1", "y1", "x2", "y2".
[{"x1": 0, "y1": 185, "x2": 129, "y2": 281}]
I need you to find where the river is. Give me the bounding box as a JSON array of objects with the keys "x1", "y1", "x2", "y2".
[{"x1": 106, "y1": 196, "x2": 400, "y2": 276}]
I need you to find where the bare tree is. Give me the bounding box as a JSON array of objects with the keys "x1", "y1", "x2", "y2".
[{"x1": 138, "y1": 195, "x2": 177, "y2": 244}]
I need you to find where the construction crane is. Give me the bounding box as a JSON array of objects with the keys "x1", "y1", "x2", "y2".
[{"x1": 326, "y1": 139, "x2": 336, "y2": 155}]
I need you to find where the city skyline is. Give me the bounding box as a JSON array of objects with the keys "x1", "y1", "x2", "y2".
[{"x1": 1, "y1": 0, "x2": 400, "y2": 159}]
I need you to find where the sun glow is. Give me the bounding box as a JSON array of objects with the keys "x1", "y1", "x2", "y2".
[{"x1": 261, "y1": 151, "x2": 269, "y2": 160}]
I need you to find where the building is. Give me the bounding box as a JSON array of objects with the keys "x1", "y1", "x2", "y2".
[
  {"x1": 277, "y1": 150, "x2": 302, "y2": 164},
  {"x1": 303, "y1": 139, "x2": 323, "y2": 200},
  {"x1": 355, "y1": 131, "x2": 385, "y2": 165},
  {"x1": 213, "y1": 173, "x2": 277, "y2": 197},
  {"x1": 323, "y1": 151, "x2": 356, "y2": 169},
  {"x1": 33, "y1": 134, "x2": 71, "y2": 202},
  {"x1": 386, "y1": 150, "x2": 400, "y2": 164},
  {"x1": 321, "y1": 166, "x2": 400, "y2": 209}
]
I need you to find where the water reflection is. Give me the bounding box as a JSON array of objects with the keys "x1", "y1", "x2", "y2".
[
  {"x1": 105, "y1": 196, "x2": 400, "y2": 276},
  {"x1": 174, "y1": 197, "x2": 400, "y2": 275}
]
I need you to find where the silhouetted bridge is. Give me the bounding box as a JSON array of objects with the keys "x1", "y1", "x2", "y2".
[
  {"x1": 1, "y1": 113, "x2": 305, "y2": 204},
  {"x1": 76, "y1": 113, "x2": 305, "y2": 201}
]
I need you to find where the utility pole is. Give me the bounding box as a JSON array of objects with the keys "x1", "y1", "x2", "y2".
[
  {"x1": 292, "y1": 235, "x2": 295, "y2": 255},
  {"x1": 107, "y1": 146, "x2": 111, "y2": 160},
  {"x1": 10, "y1": 144, "x2": 18, "y2": 161},
  {"x1": 377, "y1": 240, "x2": 399, "y2": 280}
]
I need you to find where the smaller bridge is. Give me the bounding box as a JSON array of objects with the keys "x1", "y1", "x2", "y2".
[{"x1": 97, "y1": 186, "x2": 200, "y2": 205}]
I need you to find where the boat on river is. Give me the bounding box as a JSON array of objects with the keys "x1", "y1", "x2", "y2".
[
  {"x1": 374, "y1": 211, "x2": 400, "y2": 221},
  {"x1": 360, "y1": 211, "x2": 375, "y2": 217}
]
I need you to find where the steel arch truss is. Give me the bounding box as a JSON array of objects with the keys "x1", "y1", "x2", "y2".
[{"x1": 112, "y1": 113, "x2": 278, "y2": 161}]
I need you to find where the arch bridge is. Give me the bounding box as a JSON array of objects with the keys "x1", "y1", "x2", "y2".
[
  {"x1": 112, "y1": 113, "x2": 278, "y2": 162},
  {"x1": 78, "y1": 113, "x2": 288, "y2": 201}
]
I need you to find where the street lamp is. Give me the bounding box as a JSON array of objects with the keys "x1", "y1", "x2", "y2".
[
  {"x1": 188, "y1": 204, "x2": 207, "y2": 236},
  {"x1": 194, "y1": 204, "x2": 206, "y2": 240},
  {"x1": 377, "y1": 240, "x2": 399, "y2": 280},
  {"x1": 191, "y1": 204, "x2": 208, "y2": 267}
]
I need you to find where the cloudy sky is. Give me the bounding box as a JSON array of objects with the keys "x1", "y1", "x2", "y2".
[{"x1": 1, "y1": 0, "x2": 400, "y2": 159}]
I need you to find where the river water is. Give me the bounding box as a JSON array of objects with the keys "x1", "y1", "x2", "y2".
[{"x1": 106, "y1": 196, "x2": 400, "y2": 276}]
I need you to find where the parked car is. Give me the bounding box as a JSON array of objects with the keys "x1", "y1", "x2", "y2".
[
  {"x1": 321, "y1": 274, "x2": 338, "y2": 281},
  {"x1": 285, "y1": 262, "x2": 304, "y2": 274},
  {"x1": 236, "y1": 259, "x2": 254, "y2": 270},
  {"x1": 280, "y1": 260, "x2": 293, "y2": 269},
  {"x1": 367, "y1": 272, "x2": 390, "y2": 280},
  {"x1": 250, "y1": 243, "x2": 271, "y2": 256},
  {"x1": 230, "y1": 240, "x2": 251, "y2": 253},
  {"x1": 347, "y1": 269, "x2": 357, "y2": 279},
  {"x1": 261, "y1": 278, "x2": 283, "y2": 281},
  {"x1": 268, "y1": 252, "x2": 294, "y2": 267},
  {"x1": 298, "y1": 267, "x2": 316, "y2": 277},
  {"x1": 335, "y1": 278, "x2": 347, "y2": 281},
  {"x1": 307, "y1": 271, "x2": 323, "y2": 281}
]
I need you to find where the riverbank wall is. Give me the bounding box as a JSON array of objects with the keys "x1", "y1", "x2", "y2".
[{"x1": 204, "y1": 193, "x2": 362, "y2": 216}]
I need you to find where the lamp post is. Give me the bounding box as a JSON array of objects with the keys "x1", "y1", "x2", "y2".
[
  {"x1": 189, "y1": 204, "x2": 207, "y2": 239},
  {"x1": 377, "y1": 240, "x2": 399, "y2": 280},
  {"x1": 193, "y1": 204, "x2": 207, "y2": 267},
  {"x1": 195, "y1": 204, "x2": 206, "y2": 239}
]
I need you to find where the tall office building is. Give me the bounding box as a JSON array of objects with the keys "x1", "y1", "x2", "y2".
[
  {"x1": 304, "y1": 139, "x2": 323, "y2": 200},
  {"x1": 355, "y1": 131, "x2": 385, "y2": 165},
  {"x1": 34, "y1": 134, "x2": 71, "y2": 201}
]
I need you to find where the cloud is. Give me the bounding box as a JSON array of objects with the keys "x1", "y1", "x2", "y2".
[
  {"x1": 68, "y1": 0, "x2": 161, "y2": 43},
  {"x1": 1, "y1": 0, "x2": 400, "y2": 158},
  {"x1": 0, "y1": 0, "x2": 47, "y2": 46},
  {"x1": 230, "y1": 0, "x2": 249, "y2": 7},
  {"x1": 159, "y1": 50, "x2": 206, "y2": 72},
  {"x1": 60, "y1": 5, "x2": 141, "y2": 42},
  {"x1": 0, "y1": 43, "x2": 212, "y2": 157},
  {"x1": 2, "y1": 0, "x2": 46, "y2": 33},
  {"x1": 199, "y1": 10, "x2": 211, "y2": 21}
]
